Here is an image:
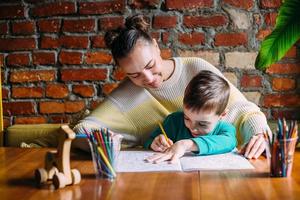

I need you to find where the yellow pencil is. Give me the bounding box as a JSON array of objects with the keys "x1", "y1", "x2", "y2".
[
  {"x1": 97, "y1": 147, "x2": 116, "y2": 177},
  {"x1": 158, "y1": 122, "x2": 172, "y2": 146}
]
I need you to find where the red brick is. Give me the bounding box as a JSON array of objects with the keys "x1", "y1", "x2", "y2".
[
  {"x1": 63, "y1": 19, "x2": 95, "y2": 33},
  {"x1": 162, "y1": 32, "x2": 170, "y2": 44},
  {"x1": 33, "y1": 52, "x2": 55, "y2": 65},
  {"x1": 91, "y1": 36, "x2": 106, "y2": 48},
  {"x1": 3, "y1": 118, "x2": 10, "y2": 128},
  {"x1": 0, "y1": 54, "x2": 3, "y2": 67},
  {"x1": 31, "y1": 2, "x2": 76, "y2": 17},
  {"x1": 271, "y1": 109, "x2": 300, "y2": 120},
  {"x1": 272, "y1": 77, "x2": 296, "y2": 91},
  {"x1": 50, "y1": 115, "x2": 69, "y2": 124},
  {"x1": 266, "y1": 63, "x2": 300, "y2": 74},
  {"x1": 112, "y1": 68, "x2": 126, "y2": 81},
  {"x1": 65, "y1": 101, "x2": 85, "y2": 113},
  {"x1": 60, "y1": 36, "x2": 88, "y2": 49},
  {"x1": 2, "y1": 88, "x2": 8, "y2": 99},
  {"x1": 10, "y1": 70, "x2": 55, "y2": 83},
  {"x1": 7, "y1": 53, "x2": 30, "y2": 66},
  {"x1": 256, "y1": 29, "x2": 272, "y2": 40},
  {"x1": 161, "y1": 49, "x2": 172, "y2": 59},
  {"x1": 99, "y1": 17, "x2": 124, "y2": 31},
  {"x1": 240, "y1": 75, "x2": 262, "y2": 88},
  {"x1": 102, "y1": 83, "x2": 119, "y2": 95},
  {"x1": 260, "y1": 0, "x2": 281, "y2": 8},
  {"x1": 0, "y1": 5, "x2": 24, "y2": 19},
  {"x1": 263, "y1": 94, "x2": 300, "y2": 107},
  {"x1": 12, "y1": 87, "x2": 43, "y2": 98},
  {"x1": 223, "y1": 0, "x2": 254, "y2": 10},
  {"x1": 178, "y1": 32, "x2": 205, "y2": 46},
  {"x1": 0, "y1": 22, "x2": 8, "y2": 34},
  {"x1": 264, "y1": 12, "x2": 277, "y2": 27},
  {"x1": 40, "y1": 102, "x2": 65, "y2": 114},
  {"x1": 12, "y1": 21, "x2": 35, "y2": 35},
  {"x1": 41, "y1": 36, "x2": 60, "y2": 49},
  {"x1": 284, "y1": 46, "x2": 297, "y2": 58},
  {"x1": 85, "y1": 52, "x2": 112, "y2": 64},
  {"x1": 73, "y1": 85, "x2": 95, "y2": 97},
  {"x1": 215, "y1": 33, "x2": 247, "y2": 46},
  {"x1": 59, "y1": 51, "x2": 82, "y2": 65},
  {"x1": 0, "y1": 38, "x2": 36, "y2": 51},
  {"x1": 1, "y1": 70, "x2": 4, "y2": 84},
  {"x1": 37, "y1": 19, "x2": 60, "y2": 33},
  {"x1": 153, "y1": 16, "x2": 177, "y2": 29},
  {"x1": 46, "y1": 84, "x2": 68, "y2": 98},
  {"x1": 79, "y1": 1, "x2": 125, "y2": 14},
  {"x1": 184, "y1": 15, "x2": 227, "y2": 27},
  {"x1": 129, "y1": 0, "x2": 160, "y2": 8},
  {"x1": 90, "y1": 100, "x2": 102, "y2": 110},
  {"x1": 166, "y1": 0, "x2": 213, "y2": 10},
  {"x1": 3, "y1": 102, "x2": 35, "y2": 115},
  {"x1": 61, "y1": 68, "x2": 107, "y2": 81},
  {"x1": 15, "y1": 116, "x2": 47, "y2": 124},
  {"x1": 150, "y1": 32, "x2": 160, "y2": 41}
]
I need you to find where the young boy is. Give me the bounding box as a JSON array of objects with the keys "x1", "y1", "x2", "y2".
[{"x1": 144, "y1": 70, "x2": 237, "y2": 163}]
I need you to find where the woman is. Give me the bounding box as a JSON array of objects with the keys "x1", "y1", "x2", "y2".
[{"x1": 74, "y1": 14, "x2": 270, "y2": 159}]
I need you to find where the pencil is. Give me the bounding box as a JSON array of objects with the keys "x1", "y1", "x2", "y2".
[
  {"x1": 97, "y1": 146, "x2": 116, "y2": 177},
  {"x1": 158, "y1": 122, "x2": 172, "y2": 146}
]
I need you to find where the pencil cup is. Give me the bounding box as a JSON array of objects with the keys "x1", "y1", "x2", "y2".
[
  {"x1": 270, "y1": 137, "x2": 298, "y2": 177},
  {"x1": 87, "y1": 131, "x2": 122, "y2": 180}
]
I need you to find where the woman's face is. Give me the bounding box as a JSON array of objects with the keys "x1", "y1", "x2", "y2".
[{"x1": 117, "y1": 39, "x2": 165, "y2": 89}]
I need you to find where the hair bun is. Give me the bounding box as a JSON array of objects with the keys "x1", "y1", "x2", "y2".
[
  {"x1": 125, "y1": 14, "x2": 150, "y2": 33},
  {"x1": 104, "y1": 29, "x2": 121, "y2": 49}
]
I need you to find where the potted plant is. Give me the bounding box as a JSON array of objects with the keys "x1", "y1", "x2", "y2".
[{"x1": 255, "y1": 0, "x2": 300, "y2": 70}]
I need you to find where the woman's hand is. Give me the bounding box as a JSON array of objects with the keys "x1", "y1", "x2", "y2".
[
  {"x1": 150, "y1": 134, "x2": 173, "y2": 152},
  {"x1": 238, "y1": 134, "x2": 266, "y2": 159}
]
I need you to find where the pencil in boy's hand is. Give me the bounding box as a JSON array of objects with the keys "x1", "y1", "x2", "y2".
[{"x1": 158, "y1": 122, "x2": 172, "y2": 146}]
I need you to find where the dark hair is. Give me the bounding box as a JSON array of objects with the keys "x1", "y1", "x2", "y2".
[
  {"x1": 104, "y1": 14, "x2": 153, "y2": 64},
  {"x1": 183, "y1": 70, "x2": 230, "y2": 115}
]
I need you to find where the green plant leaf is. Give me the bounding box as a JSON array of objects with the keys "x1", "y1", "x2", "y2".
[{"x1": 255, "y1": 0, "x2": 300, "y2": 70}]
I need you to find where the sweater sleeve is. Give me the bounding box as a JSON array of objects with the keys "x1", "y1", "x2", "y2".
[
  {"x1": 191, "y1": 122, "x2": 237, "y2": 155},
  {"x1": 224, "y1": 100, "x2": 270, "y2": 145}
]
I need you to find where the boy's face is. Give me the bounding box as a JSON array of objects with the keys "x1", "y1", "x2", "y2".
[{"x1": 183, "y1": 106, "x2": 222, "y2": 137}]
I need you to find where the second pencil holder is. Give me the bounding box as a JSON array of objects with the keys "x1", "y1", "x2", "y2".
[
  {"x1": 86, "y1": 129, "x2": 122, "y2": 180},
  {"x1": 270, "y1": 137, "x2": 298, "y2": 177}
]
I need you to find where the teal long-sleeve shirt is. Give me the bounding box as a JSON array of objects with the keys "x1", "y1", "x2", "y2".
[{"x1": 144, "y1": 111, "x2": 237, "y2": 155}]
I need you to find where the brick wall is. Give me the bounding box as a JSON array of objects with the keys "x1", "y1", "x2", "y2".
[{"x1": 0, "y1": 0, "x2": 299, "y2": 128}]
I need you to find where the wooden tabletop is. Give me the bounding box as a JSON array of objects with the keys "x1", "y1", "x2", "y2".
[{"x1": 0, "y1": 147, "x2": 299, "y2": 200}]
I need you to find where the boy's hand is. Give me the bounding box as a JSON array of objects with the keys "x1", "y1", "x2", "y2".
[
  {"x1": 150, "y1": 134, "x2": 173, "y2": 152},
  {"x1": 147, "y1": 140, "x2": 193, "y2": 164}
]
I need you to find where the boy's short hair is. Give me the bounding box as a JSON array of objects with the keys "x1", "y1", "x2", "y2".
[{"x1": 183, "y1": 70, "x2": 230, "y2": 115}]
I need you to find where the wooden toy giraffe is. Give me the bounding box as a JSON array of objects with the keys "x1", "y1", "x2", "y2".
[{"x1": 34, "y1": 125, "x2": 81, "y2": 189}]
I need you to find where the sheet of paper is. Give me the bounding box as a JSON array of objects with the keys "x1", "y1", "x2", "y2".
[
  {"x1": 115, "y1": 151, "x2": 181, "y2": 172},
  {"x1": 180, "y1": 152, "x2": 254, "y2": 171},
  {"x1": 115, "y1": 150, "x2": 254, "y2": 172}
]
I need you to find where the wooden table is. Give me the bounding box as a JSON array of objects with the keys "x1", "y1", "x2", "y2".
[{"x1": 0, "y1": 147, "x2": 300, "y2": 200}]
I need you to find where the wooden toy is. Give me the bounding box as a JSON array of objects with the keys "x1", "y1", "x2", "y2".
[{"x1": 34, "y1": 125, "x2": 81, "y2": 189}]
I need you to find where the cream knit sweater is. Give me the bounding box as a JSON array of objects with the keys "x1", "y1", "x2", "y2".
[{"x1": 74, "y1": 57, "x2": 269, "y2": 148}]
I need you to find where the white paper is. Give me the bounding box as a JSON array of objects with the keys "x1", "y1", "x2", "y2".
[
  {"x1": 180, "y1": 151, "x2": 254, "y2": 171},
  {"x1": 115, "y1": 150, "x2": 254, "y2": 172},
  {"x1": 116, "y1": 151, "x2": 181, "y2": 172}
]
